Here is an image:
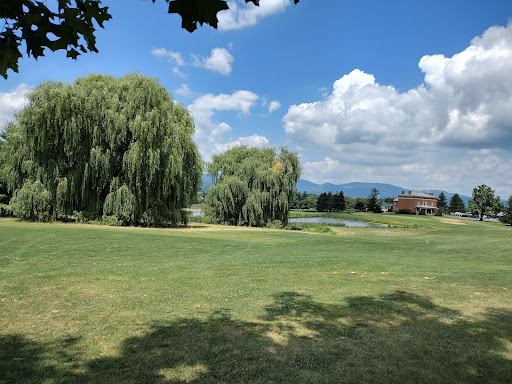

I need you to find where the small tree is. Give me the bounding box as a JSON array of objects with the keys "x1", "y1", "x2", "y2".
[
  {"x1": 316, "y1": 193, "x2": 329, "y2": 212},
  {"x1": 437, "y1": 192, "x2": 447, "y2": 213},
  {"x1": 469, "y1": 184, "x2": 503, "y2": 221},
  {"x1": 499, "y1": 195, "x2": 512, "y2": 226},
  {"x1": 354, "y1": 199, "x2": 366, "y2": 212},
  {"x1": 303, "y1": 194, "x2": 317, "y2": 210},
  {"x1": 327, "y1": 192, "x2": 335, "y2": 211},
  {"x1": 449, "y1": 194, "x2": 465, "y2": 213},
  {"x1": 333, "y1": 191, "x2": 346, "y2": 212},
  {"x1": 367, "y1": 188, "x2": 381, "y2": 213}
]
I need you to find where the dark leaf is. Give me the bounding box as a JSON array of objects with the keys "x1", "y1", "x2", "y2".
[{"x1": 167, "y1": 0, "x2": 229, "y2": 32}]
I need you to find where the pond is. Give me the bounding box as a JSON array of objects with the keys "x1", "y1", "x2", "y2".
[
  {"x1": 188, "y1": 211, "x2": 388, "y2": 227},
  {"x1": 288, "y1": 217, "x2": 389, "y2": 227}
]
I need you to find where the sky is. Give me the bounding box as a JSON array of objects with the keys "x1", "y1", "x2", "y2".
[{"x1": 1, "y1": 0, "x2": 512, "y2": 198}]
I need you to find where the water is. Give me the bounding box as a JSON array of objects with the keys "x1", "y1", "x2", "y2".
[
  {"x1": 188, "y1": 211, "x2": 388, "y2": 227},
  {"x1": 289, "y1": 217, "x2": 388, "y2": 227}
]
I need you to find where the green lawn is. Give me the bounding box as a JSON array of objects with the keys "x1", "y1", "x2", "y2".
[{"x1": 1, "y1": 216, "x2": 511, "y2": 383}]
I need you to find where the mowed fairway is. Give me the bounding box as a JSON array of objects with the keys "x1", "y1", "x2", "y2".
[{"x1": 1, "y1": 216, "x2": 511, "y2": 383}]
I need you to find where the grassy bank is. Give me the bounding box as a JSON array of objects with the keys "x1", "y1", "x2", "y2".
[{"x1": 1, "y1": 217, "x2": 511, "y2": 383}]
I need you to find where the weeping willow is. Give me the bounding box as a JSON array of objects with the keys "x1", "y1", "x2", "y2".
[
  {"x1": 204, "y1": 146, "x2": 301, "y2": 226},
  {"x1": 2, "y1": 73, "x2": 202, "y2": 226}
]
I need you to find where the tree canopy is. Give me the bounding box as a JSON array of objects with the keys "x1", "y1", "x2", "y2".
[
  {"x1": 354, "y1": 199, "x2": 366, "y2": 212},
  {"x1": 499, "y1": 195, "x2": 512, "y2": 226},
  {"x1": 316, "y1": 191, "x2": 345, "y2": 212},
  {"x1": 0, "y1": 73, "x2": 202, "y2": 225},
  {"x1": 367, "y1": 188, "x2": 381, "y2": 213},
  {"x1": 0, "y1": 0, "x2": 300, "y2": 79},
  {"x1": 437, "y1": 192, "x2": 447, "y2": 212},
  {"x1": 449, "y1": 194, "x2": 465, "y2": 213},
  {"x1": 290, "y1": 191, "x2": 317, "y2": 210},
  {"x1": 204, "y1": 146, "x2": 300, "y2": 227},
  {"x1": 469, "y1": 184, "x2": 503, "y2": 221}
]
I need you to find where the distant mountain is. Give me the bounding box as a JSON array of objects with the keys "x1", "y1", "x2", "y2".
[
  {"x1": 200, "y1": 174, "x2": 215, "y2": 192},
  {"x1": 200, "y1": 175, "x2": 472, "y2": 206},
  {"x1": 296, "y1": 180, "x2": 472, "y2": 206}
]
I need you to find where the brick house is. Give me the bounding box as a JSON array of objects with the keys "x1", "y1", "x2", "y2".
[{"x1": 392, "y1": 190, "x2": 438, "y2": 215}]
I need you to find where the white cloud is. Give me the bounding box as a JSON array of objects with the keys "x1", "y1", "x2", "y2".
[
  {"x1": 174, "y1": 84, "x2": 195, "y2": 98},
  {"x1": 193, "y1": 48, "x2": 234, "y2": 76},
  {"x1": 284, "y1": 22, "x2": 512, "y2": 198},
  {"x1": 301, "y1": 157, "x2": 378, "y2": 185},
  {"x1": 218, "y1": 0, "x2": 292, "y2": 30},
  {"x1": 284, "y1": 22, "x2": 512, "y2": 152},
  {"x1": 151, "y1": 48, "x2": 185, "y2": 66},
  {"x1": 188, "y1": 90, "x2": 259, "y2": 160},
  {"x1": 299, "y1": 149, "x2": 512, "y2": 198},
  {"x1": 213, "y1": 134, "x2": 269, "y2": 154},
  {"x1": 172, "y1": 67, "x2": 187, "y2": 78},
  {"x1": 268, "y1": 100, "x2": 281, "y2": 114},
  {"x1": 0, "y1": 84, "x2": 31, "y2": 130}
]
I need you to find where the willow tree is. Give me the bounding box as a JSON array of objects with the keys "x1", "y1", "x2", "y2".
[
  {"x1": 204, "y1": 146, "x2": 300, "y2": 227},
  {"x1": 2, "y1": 73, "x2": 202, "y2": 225}
]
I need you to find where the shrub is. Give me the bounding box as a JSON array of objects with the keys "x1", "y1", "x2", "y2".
[
  {"x1": 266, "y1": 220, "x2": 283, "y2": 229},
  {"x1": 10, "y1": 180, "x2": 52, "y2": 221},
  {"x1": 0, "y1": 204, "x2": 13, "y2": 217},
  {"x1": 397, "y1": 209, "x2": 413, "y2": 215},
  {"x1": 101, "y1": 215, "x2": 122, "y2": 226},
  {"x1": 284, "y1": 223, "x2": 334, "y2": 234},
  {"x1": 188, "y1": 215, "x2": 204, "y2": 223},
  {"x1": 0, "y1": 194, "x2": 9, "y2": 204}
]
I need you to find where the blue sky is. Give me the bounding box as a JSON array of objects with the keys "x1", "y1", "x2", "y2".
[{"x1": 1, "y1": 0, "x2": 512, "y2": 198}]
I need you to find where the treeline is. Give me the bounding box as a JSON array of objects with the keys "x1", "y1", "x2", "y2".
[
  {"x1": 290, "y1": 191, "x2": 370, "y2": 212},
  {"x1": 316, "y1": 191, "x2": 346, "y2": 212}
]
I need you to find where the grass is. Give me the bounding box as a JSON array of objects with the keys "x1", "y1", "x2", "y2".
[{"x1": 1, "y1": 216, "x2": 511, "y2": 383}]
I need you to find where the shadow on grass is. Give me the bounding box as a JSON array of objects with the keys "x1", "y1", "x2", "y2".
[{"x1": 2, "y1": 292, "x2": 512, "y2": 383}]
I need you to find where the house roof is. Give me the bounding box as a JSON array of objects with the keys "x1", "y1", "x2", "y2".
[
  {"x1": 399, "y1": 190, "x2": 438, "y2": 199},
  {"x1": 381, "y1": 202, "x2": 393, "y2": 207},
  {"x1": 415, "y1": 205, "x2": 438, "y2": 209}
]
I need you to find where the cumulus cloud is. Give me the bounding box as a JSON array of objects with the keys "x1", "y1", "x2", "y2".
[
  {"x1": 174, "y1": 84, "x2": 195, "y2": 98},
  {"x1": 188, "y1": 90, "x2": 259, "y2": 159},
  {"x1": 284, "y1": 22, "x2": 512, "y2": 152},
  {"x1": 0, "y1": 84, "x2": 31, "y2": 130},
  {"x1": 213, "y1": 134, "x2": 269, "y2": 154},
  {"x1": 267, "y1": 100, "x2": 281, "y2": 114},
  {"x1": 299, "y1": 149, "x2": 512, "y2": 198},
  {"x1": 151, "y1": 48, "x2": 185, "y2": 66},
  {"x1": 193, "y1": 48, "x2": 234, "y2": 76},
  {"x1": 218, "y1": 0, "x2": 291, "y2": 30},
  {"x1": 153, "y1": 46, "x2": 234, "y2": 76},
  {"x1": 285, "y1": 22, "x2": 512, "y2": 197},
  {"x1": 301, "y1": 157, "x2": 377, "y2": 185},
  {"x1": 172, "y1": 67, "x2": 187, "y2": 79}
]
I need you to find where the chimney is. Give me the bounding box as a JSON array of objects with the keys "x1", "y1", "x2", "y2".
[
  {"x1": 408, "y1": 191, "x2": 411, "y2": 195},
  {"x1": 430, "y1": 193, "x2": 434, "y2": 196},
  {"x1": 401, "y1": 191, "x2": 405, "y2": 194}
]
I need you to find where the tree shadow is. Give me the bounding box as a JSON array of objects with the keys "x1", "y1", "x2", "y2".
[
  {"x1": 2, "y1": 292, "x2": 512, "y2": 383},
  {"x1": 0, "y1": 334, "x2": 80, "y2": 383}
]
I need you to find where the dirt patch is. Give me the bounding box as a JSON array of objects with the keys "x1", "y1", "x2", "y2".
[{"x1": 437, "y1": 218, "x2": 467, "y2": 225}]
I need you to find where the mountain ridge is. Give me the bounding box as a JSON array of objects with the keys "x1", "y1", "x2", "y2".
[{"x1": 295, "y1": 180, "x2": 472, "y2": 205}]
